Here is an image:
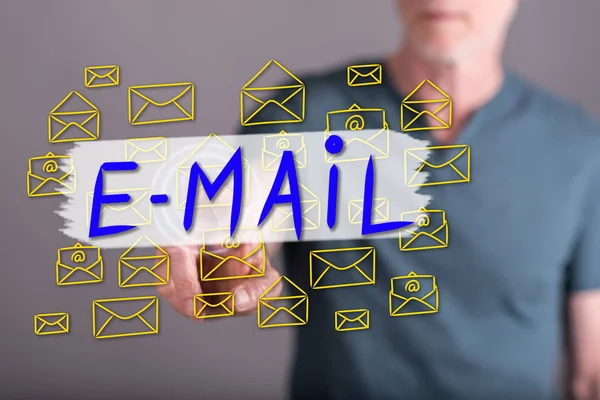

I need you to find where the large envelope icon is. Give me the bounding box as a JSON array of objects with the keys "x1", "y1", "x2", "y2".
[
  {"x1": 258, "y1": 276, "x2": 309, "y2": 328},
  {"x1": 56, "y1": 242, "x2": 103, "y2": 285},
  {"x1": 34, "y1": 312, "x2": 69, "y2": 336},
  {"x1": 334, "y1": 309, "x2": 370, "y2": 331},
  {"x1": 48, "y1": 90, "x2": 100, "y2": 143},
  {"x1": 401, "y1": 79, "x2": 452, "y2": 131},
  {"x1": 405, "y1": 144, "x2": 470, "y2": 187},
  {"x1": 262, "y1": 130, "x2": 306, "y2": 171},
  {"x1": 193, "y1": 292, "x2": 235, "y2": 319},
  {"x1": 125, "y1": 137, "x2": 167, "y2": 164},
  {"x1": 399, "y1": 207, "x2": 448, "y2": 251},
  {"x1": 27, "y1": 152, "x2": 76, "y2": 197},
  {"x1": 270, "y1": 184, "x2": 320, "y2": 232},
  {"x1": 348, "y1": 198, "x2": 389, "y2": 225},
  {"x1": 241, "y1": 59, "x2": 305, "y2": 126},
  {"x1": 118, "y1": 237, "x2": 169, "y2": 288},
  {"x1": 309, "y1": 246, "x2": 376, "y2": 290},
  {"x1": 389, "y1": 272, "x2": 439, "y2": 317},
  {"x1": 92, "y1": 296, "x2": 159, "y2": 339},
  {"x1": 128, "y1": 82, "x2": 195, "y2": 125},
  {"x1": 84, "y1": 65, "x2": 120, "y2": 88},
  {"x1": 86, "y1": 188, "x2": 152, "y2": 227},
  {"x1": 347, "y1": 64, "x2": 382, "y2": 87}
]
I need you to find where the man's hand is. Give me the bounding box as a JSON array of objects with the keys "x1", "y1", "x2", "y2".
[{"x1": 156, "y1": 244, "x2": 282, "y2": 320}]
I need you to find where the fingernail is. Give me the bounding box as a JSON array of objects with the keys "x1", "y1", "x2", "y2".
[
  {"x1": 185, "y1": 299, "x2": 195, "y2": 317},
  {"x1": 234, "y1": 288, "x2": 251, "y2": 311}
]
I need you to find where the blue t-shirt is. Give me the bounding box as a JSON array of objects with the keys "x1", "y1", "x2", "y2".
[{"x1": 238, "y1": 62, "x2": 600, "y2": 400}]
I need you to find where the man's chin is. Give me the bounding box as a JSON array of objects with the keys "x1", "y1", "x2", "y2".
[{"x1": 410, "y1": 38, "x2": 483, "y2": 64}]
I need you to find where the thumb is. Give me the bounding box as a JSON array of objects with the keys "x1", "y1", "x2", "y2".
[{"x1": 231, "y1": 264, "x2": 282, "y2": 314}]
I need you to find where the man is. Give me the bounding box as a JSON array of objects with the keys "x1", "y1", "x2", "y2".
[{"x1": 158, "y1": 1, "x2": 600, "y2": 399}]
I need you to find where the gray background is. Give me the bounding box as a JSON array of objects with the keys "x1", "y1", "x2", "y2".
[{"x1": 1, "y1": 1, "x2": 599, "y2": 399}]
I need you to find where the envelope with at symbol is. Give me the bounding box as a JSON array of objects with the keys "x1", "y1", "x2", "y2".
[
  {"x1": 399, "y1": 207, "x2": 448, "y2": 252},
  {"x1": 56, "y1": 242, "x2": 103, "y2": 286},
  {"x1": 92, "y1": 296, "x2": 159, "y2": 339},
  {"x1": 118, "y1": 237, "x2": 169, "y2": 288},
  {"x1": 404, "y1": 144, "x2": 470, "y2": 187},
  {"x1": 193, "y1": 292, "x2": 235, "y2": 319},
  {"x1": 34, "y1": 312, "x2": 69, "y2": 336},
  {"x1": 84, "y1": 65, "x2": 120, "y2": 88},
  {"x1": 309, "y1": 246, "x2": 376, "y2": 290},
  {"x1": 335, "y1": 309, "x2": 370, "y2": 331},
  {"x1": 48, "y1": 90, "x2": 100, "y2": 143},
  {"x1": 128, "y1": 82, "x2": 194, "y2": 125},
  {"x1": 389, "y1": 271, "x2": 439, "y2": 317},
  {"x1": 401, "y1": 79, "x2": 452, "y2": 131},
  {"x1": 258, "y1": 276, "x2": 308, "y2": 328},
  {"x1": 125, "y1": 137, "x2": 167, "y2": 164},
  {"x1": 270, "y1": 184, "x2": 320, "y2": 232},
  {"x1": 262, "y1": 130, "x2": 306, "y2": 171},
  {"x1": 26, "y1": 152, "x2": 76, "y2": 197},
  {"x1": 86, "y1": 188, "x2": 152, "y2": 227},
  {"x1": 348, "y1": 198, "x2": 389, "y2": 225},
  {"x1": 347, "y1": 64, "x2": 382, "y2": 87}
]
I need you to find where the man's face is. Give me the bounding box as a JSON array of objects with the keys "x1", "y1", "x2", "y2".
[{"x1": 396, "y1": 0, "x2": 519, "y2": 62}]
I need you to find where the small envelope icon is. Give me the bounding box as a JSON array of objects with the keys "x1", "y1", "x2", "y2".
[
  {"x1": 270, "y1": 184, "x2": 320, "y2": 232},
  {"x1": 389, "y1": 272, "x2": 439, "y2": 317},
  {"x1": 27, "y1": 152, "x2": 76, "y2": 197},
  {"x1": 335, "y1": 309, "x2": 370, "y2": 331},
  {"x1": 258, "y1": 276, "x2": 309, "y2": 328},
  {"x1": 348, "y1": 198, "x2": 389, "y2": 225},
  {"x1": 262, "y1": 130, "x2": 307, "y2": 171},
  {"x1": 86, "y1": 188, "x2": 152, "y2": 227},
  {"x1": 48, "y1": 91, "x2": 100, "y2": 143},
  {"x1": 199, "y1": 227, "x2": 265, "y2": 281},
  {"x1": 118, "y1": 237, "x2": 169, "y2": 288},
  {"x1": 400, "y1": 207, "x2": 448, "y2": 251},
  {"x1": 193, "y1": 292, "x2": 235, "y2": 319},
  {"x1": 401, "y1": 79, "x2": 452, "y2": 131},
  {"x1": 34, "y1": 312, "x2": 69, "y2": 336},
  {"x1": 128, "y1": 82, "x2": 195, "y2": 125},
  {"x1": 241, "y1": 60, "x2": 305, "y2": 126},
  {"x1": 92, "y1": 296, "x2": 159, "y2": 339},
  {"x1": 310, "y1": 246, "x2": 376, "y2": 290},
  {"x1": 347, "y1": 64, "x2": 382, "y2": 87},
  {"x1": 84, "y1": 65, "x2": 120, "y2": 88},
  {"x1": 405, "y1": 144, "x2": 470, "y2": 187},
  {"x1": 125, "y1": 137, "x2": 167, "y2": 164},
  {"x1": 56, "y1": 242, "x2": 103, "y2": 285}
]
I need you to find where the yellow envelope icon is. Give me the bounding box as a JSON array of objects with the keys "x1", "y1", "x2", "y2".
[
  {"x1": 125, "y1": 137, "x2": 167, "y2": 164},
  {"x1": 26, "y1": 152, "x2": 76, "y2": 197},
  {"x1": 400, "y1": 207, "x2": 448, "y2": 251},
  {"x1": 258, "y1": 276, "x2": 309, "y2": 328},
  {"x1": 176, "y1": 133, "x2": 249, "y2": 209},
  {"x1": 193, "y1": 292, "x2": 235, "y2": 319},
  {"x1": 389, "y1": 272, "x2": 439, "y2": 317},
  {"x1": 241, "y1": 59, "x2": 305, "y2": 126},
  {"x1": 199, "y1": 227, "x2": 265, "y2": 281},
  {"x1": 401, "y1": 79, "x2": 452, "y2": 131},
  {"x1": 348, "y1": 198, "x2": 389, "y2": 225},
  {"x1": 324, "y1": 104, "x2": 389, "y2": 163},
  {"x1": 405, "y1": 144, "x2": 470, "y2": 187},
  {"x1": 128, "y1": 82, "x2": 195, "y2": 125},
  {"x1": 84, "y1": 65, "x2": 120, "y2": 88},
  {"x1": 48, "y1": 90, "x2": 100, "y2": 143},
  {"x1": 86, "y1": 188, "x2": 152, "y2": 227},
  {"x1": 118, "y1": 237, "x2": 169, "y2": 288},
  {"x1": 270, "y1": 184, "x2": 320, "y2": 232},
  {"x1": 34, "y1": 312, "x2": 69, "y2": 336},
  {"x1": 56, "y1": 242, "x2": 103, "y2": 285},
  {"x1": 309, "y1": 246, "x2": 376, "y2": 290},
  {"x1": 262, "y1": 130, "x2": 307, "y2": 171},
  {"x1": 92, "y1": 296, "x2": 159, "y2": 339},
  {"x1": 335, "y1": 309, "x2": 370, "y2": 331},
  {"x1": 347, "y1": 64, "x2": 382, "y2": 87}
]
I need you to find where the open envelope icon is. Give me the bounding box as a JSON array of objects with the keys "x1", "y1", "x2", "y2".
[
  {"x1": 48, "y1": 91, "x2": 100, "y2": 143},
  {"x1": 400, "y1": 207, "x2": 448, "y2": 251},
  {"x1": 401, "y1": 79, "x2": 452, "y2": 131},
  {"x1": 241, "y1": 60, "x2": 305, "y2": 126},
  {"x1": 270, "y1": 184, "x2": 320, "y2": 232},
  {"x1": 56, "y1": 242, "x2": 103, "y2": 285},
  {"x1": 84, "y1": 65, "x2": 120, "y2": 88},
  {"x1": 405, "y1": 144, "x2": 470, "y2": 187},
  {"x1": 128, "y1": 82, "x2": 195, "y2": 125},
  {"x1": 347, "y1": 64, "x2": 382, "y2": 87},
  {"x1": 118, "y1": 237, "x2": 169, "y2": 288},
  {"x1": 92, "y1": 296, "x2": 159, "y2": 339},
  {"x1": 34, "y1": 312, "x2": 69, "y2": 336},
  {"x1": 389, "y1": 272, "x2": 439, "y2": 317},
  {"x1": 258, "y1": 276, "x2": 309, "y2": 328},
  {"x1": 125, "y1": 137, "x2": 167, "y2": 164},
  {"x1": 27, "y1": 152, "x2": 75, "y2": 197},
  {"x1": 194, "y1": 292, "x2": 235, "y2": 319},
  {"x1": 262, "y1": 130, "x2": 306, "y2": 171},
  {"x1": 310, "y1": 246, "x2": 376, "y2": 290},
  {"x1": 335, "y1": 309, "x2": 370, "y2": 331},
  {"x1": 348, "y1": 198, "x2": 389, "y2": 225},
  {"x1": 86, "y1": 188, "x2": 152, "y2": 227}
]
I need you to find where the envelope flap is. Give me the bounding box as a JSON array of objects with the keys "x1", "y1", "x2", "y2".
[
  {"x1": 196, "y1": 294, "x2": 232, "y2": 307},
  {"x1": 121, "y1": 236, "x2": 166, "y2": 258},
  {"x1": 37, "y1": 314, "x2": 68, "y2": 326},
  {"x1": 408, "y1": 146, "x2": 468, "y2": 168},
  {"x1": 338, "y1": 310, "x2": 368, "y2": 322},
  {"x1": 127, "y1": 138, "x2": 166, "y2": 152},
  {"x1": 261, "y1": 275, "x2": 307, "y2": 298},
  {"x1": 130, "y1": 84, "x2": 192, "y2": 106},
  {"x1": 50, "y1": 90, "x2": 98, "y2": 114},
  {"x1": 180, "y1": 133, "x2": 235, "y2": 166},
  {"x1": 87, "y1": 66, "x2": 118, "y2": 78},
  {"x1": 95, "y1": 298, "x2": 157, "y2": 320},
  {"x1": 350, "y1": 66, "x2": 380, "y2": 77},
  {"x1": 242, "y1": 59, "x2": 303, "y2": 89},
  {"x1": 312, "y1": 247, "x2": 374, "y2": 271},
  {"x1": 403, "y1": 79, "x2": 451, "y2": 102}
]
